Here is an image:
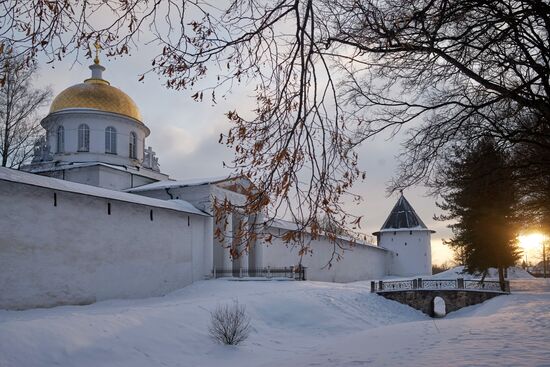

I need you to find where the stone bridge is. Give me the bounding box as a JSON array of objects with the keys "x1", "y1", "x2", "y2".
[{"x1": 371, "y1": 278, "x2": 510, "y2": 317}]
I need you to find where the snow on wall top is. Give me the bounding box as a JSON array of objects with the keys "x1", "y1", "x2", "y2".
[
  {"x1": 269, "y1": 218, "x2": 387, "y2": 251},
  {"x1": 125, "y1": 175, "x2": 232, "y2": 192},
  {"x1": 0, "y1": 167, "x2": 209, "y2": 216}
]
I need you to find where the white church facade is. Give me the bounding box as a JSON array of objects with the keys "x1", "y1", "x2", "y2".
[{"x1": 0, "y1": 60, "x2": 433, "y2": 310}]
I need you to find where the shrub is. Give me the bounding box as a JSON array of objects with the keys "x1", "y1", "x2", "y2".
[{"x1": 209, "y1": 300, "x2": 251, "y2": 345}]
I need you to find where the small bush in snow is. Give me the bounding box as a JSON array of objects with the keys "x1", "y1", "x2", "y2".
[{"x1": 209, "y1": 301, "x2": 251, "y2": 345}]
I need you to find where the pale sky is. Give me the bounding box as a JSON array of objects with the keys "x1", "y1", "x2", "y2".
[{"x1": 35, "y1": 54, "x2": 456, "y2": 265}]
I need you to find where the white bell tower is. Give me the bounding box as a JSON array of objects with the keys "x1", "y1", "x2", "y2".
[{"x1": 373, "y1": 192, "x2": 434, "y2": 276}]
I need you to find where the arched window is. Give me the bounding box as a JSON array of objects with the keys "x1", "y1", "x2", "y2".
[
  {"x1": 105, "y1": 126, "x2": 117, "y2": 154},
  {"x1": 129, "y1": 132, "x2": 137, "y2": 159},
  {"x1": 56, "y1": 125, "x2": 64, "y2": 153},
  {"x1": 78, "y1": 124, "x2": 90, "y2": 152}
]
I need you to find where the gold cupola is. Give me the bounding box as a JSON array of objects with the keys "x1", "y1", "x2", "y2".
[{"x1": 49, "y1": 59, "x2": 143, "y2": 123}]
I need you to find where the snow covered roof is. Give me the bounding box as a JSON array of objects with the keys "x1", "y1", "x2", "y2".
[
  {"x1": 0, "y1": 167, "x2": 208, "y2": 216},
  {"x1": 375, "y1": 193, "x2": 431, "y2": 233},
  {"x1": 125, "y1": 175, "x2": 232, "y2": 193}
]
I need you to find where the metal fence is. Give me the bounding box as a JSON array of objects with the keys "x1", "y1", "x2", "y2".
[
  {"x1": 371, "y1": 278, "x2": 509, "y2": 293},
  {"x1": 213, "y1": 266, "x2": 306, "y2": 280}
]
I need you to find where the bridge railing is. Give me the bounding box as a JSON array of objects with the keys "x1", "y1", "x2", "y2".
[
  {"x1": 371, "y1": 278, "x2": 509, "y2": 293},
  {"x1": 464, "y1": 279, "x2": 509, "y2": 292}
]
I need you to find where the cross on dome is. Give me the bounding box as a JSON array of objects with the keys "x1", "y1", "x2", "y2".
[{"x1": 93, "y1": 41, "x2": 102, "y2": 65}]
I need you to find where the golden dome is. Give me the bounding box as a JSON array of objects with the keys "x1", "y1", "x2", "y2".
[{"x1": 49, "y1": 66, "x2": 143, "y2": 123}]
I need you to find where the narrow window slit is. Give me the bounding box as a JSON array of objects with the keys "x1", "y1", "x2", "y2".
[
  {"x1": 107, "y1": 202, "x2": 111, "y2": 215},
  {"x1": 53, "y1": 192, "x2": 57, "y2": 207},
  {"x1": 150, "y1": 210, "x2": 154, "y2": 221}
]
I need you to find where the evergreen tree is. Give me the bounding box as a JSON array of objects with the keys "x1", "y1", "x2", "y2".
[{"x1": 436, "y1": 139, "x2": 521, "y2": 291}]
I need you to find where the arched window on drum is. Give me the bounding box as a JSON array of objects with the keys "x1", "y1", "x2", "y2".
[
  {"x1": 78, "y1": 124, "x2": 90, "y2": 152},
  {"x1": 105, "y1": 126, "x2": 117, "y2": 154},
  {"x1": 129, "y1": 132, "x2": 137, "y2": 159}
]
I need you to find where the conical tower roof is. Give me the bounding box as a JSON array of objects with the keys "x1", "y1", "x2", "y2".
[{"x1": 375, "y1": 193, "x2": 430, "y2": 233}]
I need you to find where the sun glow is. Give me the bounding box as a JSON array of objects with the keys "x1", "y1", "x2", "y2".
[{"x1": 518, "y1": 233, "x2": 545, "y2": 251}]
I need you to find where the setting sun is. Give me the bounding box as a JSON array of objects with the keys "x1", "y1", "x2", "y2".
[{"x1": 518, "y1": 233, "x2": 545, "y2": 251}]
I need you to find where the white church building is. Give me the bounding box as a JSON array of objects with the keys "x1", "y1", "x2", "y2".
[{"x1": 0, "y1": 60, "x2": 434, "y2": 310}]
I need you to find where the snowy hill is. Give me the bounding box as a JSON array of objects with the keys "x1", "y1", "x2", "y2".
[
  {"x1": 430, "y1": 266, "x2": 534, "y2": 280},
  {"x1": 1, "y1": 278, "x2": 549, "y2": 366}
]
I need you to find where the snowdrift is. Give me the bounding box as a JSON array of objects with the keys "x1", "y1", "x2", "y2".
[{"x1": 430, "y1": 266, "x2": 534, "y2": 280}]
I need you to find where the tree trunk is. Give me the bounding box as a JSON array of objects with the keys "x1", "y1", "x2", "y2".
[
  {"x1": 2, "y1": 72, "x2": 11, "y2": 167},
  {"x1": 480, "y1": 269, "x2": 488, "y2": 284},
  {"x1": 498, "y1": 266, "x2": 506, "y2": 292}
]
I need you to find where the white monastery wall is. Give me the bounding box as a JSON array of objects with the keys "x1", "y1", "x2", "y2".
[
  {"x1": 262, "y1": 229, "x2": 389, "y2": 282},
  {"x1": 0, "y1": 180, "x2": 209, "y2": 310},
  {"x1": 378, "y1": 230, "x2": 432, "y2": 276}
]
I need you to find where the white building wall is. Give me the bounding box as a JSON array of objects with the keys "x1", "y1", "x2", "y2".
[
  {"x1": 133, "y1": 186, "x2": 213, "y2": 213},
  {"x1": 262, "y1": 229, "x2": 389, "y2": 282},
  {"x1": 378, "y1": 230, "x2": 432, "y2": 276},
  {"x1": 98, "y1": 165, "x2": 132, "y2": 189},
  {"x1": 0, "y1": 180, "x2": 209, "y2": 310},
  {"x1": 38, "y1": 166, "x2": 160, "y2": 191}
]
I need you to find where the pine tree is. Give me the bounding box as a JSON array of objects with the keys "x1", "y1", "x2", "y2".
[{"x1": 436, "y1": 139, "x2": 521, "y2": 291}]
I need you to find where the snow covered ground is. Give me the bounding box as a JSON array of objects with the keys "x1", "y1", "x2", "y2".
[
  {"x1": 1, "y1": 278, "x2": 549, "y2": 367},
  {"x1": 430, "y1": 266, "x2": 535, "y2": 280}
]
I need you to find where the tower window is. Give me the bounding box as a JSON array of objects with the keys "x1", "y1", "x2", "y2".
[
  {"x1": 107, "y1": 202, "x2": 111, "y2": 215},
  {"x1": 105, "y1": 127, "x2": 117, "y2": 154},
  {"x1": 410, "y1": 230, "x2": 412, "y2": 235},
  {"x1": 78, "y1": 124, "x2": 90, "y2": 152},
  {"x1": 129, "y1": 132, "x2": 137, "y2": 159},
  {"x1": 56, "y1": 126, "x2": 64, "y2": 153},
  {"x1": 150, "y1": 209, "x2": 154, "y2": 221}
]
